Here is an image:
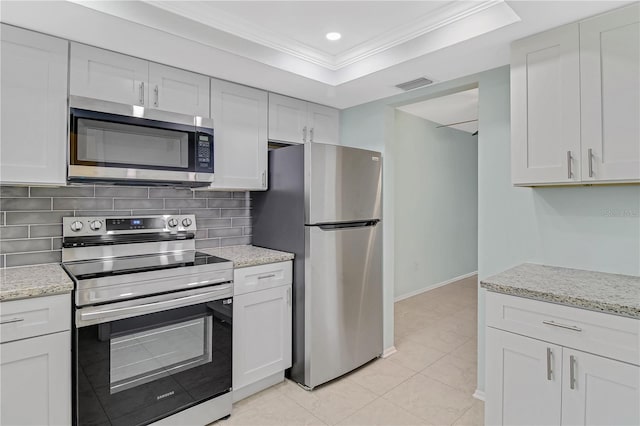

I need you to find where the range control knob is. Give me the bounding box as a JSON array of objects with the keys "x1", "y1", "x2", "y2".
[
  {"x1": 182, "y1": 217, "x2": 193, "y2": 227},
  {"x1": 89, "y1": 220, "x2": 102, "y2": 231},
  {"x1": 70, "y1": 221, "x2": 83, "y2": 232},
  {"x1": 167, "y1": 218, "x2": 179, "y2": 228}
]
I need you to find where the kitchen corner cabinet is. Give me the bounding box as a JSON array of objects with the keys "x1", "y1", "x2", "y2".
[
  {"x1": 0, "y1": 24, "x2": 68, "y2": 185},
  {"x1": 485, "y1": 292, "x2": 640, "y2": 426},
  {"x1": 511, "y1": 3, "x2": 640, "y2": 186},
  {"x1": 210, "y1": 79, "x2": 268, "y2": 190},
  {"x1": 0, "y1": 294, "x2": 71, "y2": 426},
  {"x1": 268, "y1": 93, "x2": 340, "y2": 145},
  {"x1": 70, "y1": 43, "x2": 209, "y2": 117},
  {"x1": 232, "y1": 261, "x2": 293, "y2": 402}
]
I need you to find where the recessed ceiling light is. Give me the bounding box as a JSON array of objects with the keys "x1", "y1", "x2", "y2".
[{"x1": 326, "y1": 32, "x2": 341, "y2": 41}]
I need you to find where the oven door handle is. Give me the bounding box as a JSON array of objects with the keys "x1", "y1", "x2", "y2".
[{"x1": 76, "y1": 285, "x2": 232, "y2": 326}]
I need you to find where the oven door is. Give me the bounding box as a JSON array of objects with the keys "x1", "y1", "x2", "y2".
[{"x1": 74, "y1": 289, "x2": 232, "y2": 426}]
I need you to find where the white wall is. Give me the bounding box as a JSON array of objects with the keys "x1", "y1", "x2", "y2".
[
  {"x1": 341, "y1": 65, "x2": 640, "y2": 392},
  {"x1": 394, "y1": 110, "x2": 478, "y2": 300}
]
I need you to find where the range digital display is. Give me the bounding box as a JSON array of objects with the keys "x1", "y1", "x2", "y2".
[{"x1": 106, "y1": 218, "x2": 165, "y2": 231}]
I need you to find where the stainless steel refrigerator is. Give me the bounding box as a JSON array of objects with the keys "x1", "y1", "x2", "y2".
[{"x1": 252, "y1": 143, "x2": 383, "y2": 389}]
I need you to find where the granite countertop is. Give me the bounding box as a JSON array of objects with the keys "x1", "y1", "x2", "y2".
[
  {"x1": 481, "y1": 263, "x2": 640, "y2": 319},
  {"x1": 0, "y1": 264, "x2": 74, "y2": 302},
  {"x1": 200, "y1": 245, "x2": 294, "y2": 268}
]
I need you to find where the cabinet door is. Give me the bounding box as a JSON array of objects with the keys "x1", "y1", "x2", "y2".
[
  {"x1": 70, "y1": 42, "x2": 148, "y2": 106},
  {"x1": 148, "y1": 62, "x2": 209, "y2": 117},
  {"x1": 308, "y1": 103, "x2": 340, "y2": 145},
  {"x1": 268, "y1": 93, "x2": 308, "y2": 144},
  {"x1": 0, "y1": 25, "x2": 68, "y2": 185},
  {"x1": 233, "y1": 285, "x2": 292, "y2": 390},
  {"x1": 580, "y1": 4, "x2": 640, "y2": 182},
  {"x1": 0, "y1": 331, "x2": 71, "y2": 426},
  {"x1": 211, "y1": 79, "x2": 268, "y2": 190},
  {"x1": 561, "y1": 349, "x2": 639, "y2": 425},
  {"x1": 510, "y1": 24, "x2": 581, "y2": 185},
  {"x1": 485, "y1": 328, "x2": 562, "y2": 426}
]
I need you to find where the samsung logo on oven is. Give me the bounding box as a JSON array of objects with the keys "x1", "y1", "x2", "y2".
[{"x1": 157, "y1": 391, "x2": 175, "y2": 401}]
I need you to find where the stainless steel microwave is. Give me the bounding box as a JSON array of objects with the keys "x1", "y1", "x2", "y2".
[{"x1": 68, "y1": 96, "x2": 214, "y2": 187}]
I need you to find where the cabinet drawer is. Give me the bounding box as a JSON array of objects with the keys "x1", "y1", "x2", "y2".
[
  {"x1": 486, "y1": 292, "x2": 639, "y2": 365},
  {"x1": 233, "y1": 261, "x2": 292, "y2": 296},
  {"x1": 0, "y1": 294, "x2": 70, "y2": 343}
]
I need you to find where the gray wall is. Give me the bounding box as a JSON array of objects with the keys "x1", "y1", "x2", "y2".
[
  {"x1": 394, "y1": 110, "x2": 478, "y2": 300},
  {"x1": 0, "y1": 185, "x2": 252, "y2": 267}
]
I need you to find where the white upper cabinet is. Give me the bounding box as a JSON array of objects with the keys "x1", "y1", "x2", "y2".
[
  {"x1": 511, "y1": 23, "x2": 581, "y2": 185},
  {"x1": 70, "y1": 44, "x2": 210, "y2": 116},
  {"x1": 307, "y1": 103, "x2": 340, "y2": 144},
  {"x1": 0, "y1": 24, "x2": 68, "y2": 185},
  {"x1": 268, "y1": 93, "x2": 340, "y2": 145},
  {"x1": 511, "y1": 3, "x2": 640, "y2": 186},
  {"x1": 268, "y1": 93, "x2": 308, "y2": 144},
  {"x1": 211, "y1": 79, "x2": 268, "y2": 190},
  {"x1": 70, "y1": 42, "x2": 148, "y2": 106},
  {"x1": 148, "y1": 62, "x2": 209, "y2": 117},
  {"x1": 580, "y1": 4, "x2": 640, "y2": 182}
]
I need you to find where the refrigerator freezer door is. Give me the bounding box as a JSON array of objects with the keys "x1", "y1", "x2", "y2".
[
  {"x1": 305, "y1": 221, "x2": 383, "y2": 388},
  {"x1": 306, "y1": 144, "x2": 382, "y2": 225}
]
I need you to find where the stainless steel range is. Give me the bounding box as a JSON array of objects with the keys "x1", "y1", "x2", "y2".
[{"x1": 62, "y1": 214, "x2": 233, "y2": 426}]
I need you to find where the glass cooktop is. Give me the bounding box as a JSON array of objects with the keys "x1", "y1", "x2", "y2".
[{"x1": 63, "y1": 251, "x2": 231, "y2": 280}]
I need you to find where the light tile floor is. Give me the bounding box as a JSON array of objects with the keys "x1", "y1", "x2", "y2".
[{"x1": 215, "y1": 275, "x2": 483, "y2": 426}]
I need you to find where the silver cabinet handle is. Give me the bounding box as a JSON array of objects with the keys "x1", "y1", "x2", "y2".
[
  {"x1": 287, "y1": 287, "x2": 291, "y2": 306},
  {"x1": 0, "y1": 317, "x2": 24, "y2": 325},
  {"x1": 542, "y1": 320, "x2": 582, "y2": 332},
  {"x1": 546, "y1": 347, "x2": 553, "y2": 381},
  {"x1": 567, "y1": 151, "x2": 572, "y2": 179},
  {"x1": 139, "y1": 82, "x2": 145, "y2": 105},
  {"x1": 310, "y1": 127, "x2": 314, "y2": 142},
  {"x1": 588, "y1": 148, "x2": 594, "y2": 177},
  {"x1": 303, "y1": 126, "x2": 307, "y2": 143},
  {"x1": 154, "y1": 85, "x2": 159, "y2": 107},
  {"x1": 570, "y1": 355, "x2": 577, "y2": 390},
  {"x1": 262, "y1": 171, "x2": 266, "y2": 188},
  {"x1": 257, "y1": 274, "x2": 276, "y2": 280}
]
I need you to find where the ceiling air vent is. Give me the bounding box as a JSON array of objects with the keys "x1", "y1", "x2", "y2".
[{"x1": 395, "y1": 77, "x2": 434, "y2": 91}]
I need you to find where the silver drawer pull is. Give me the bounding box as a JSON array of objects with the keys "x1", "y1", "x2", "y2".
[
  {"x1": 257, "y1": 274, "x2": 276, "y2": 280},
  {"x1": 546, "y1": 347, "x2": 553, "y2": 381},
  {"x1": 570, "y1": 355, "x2": 577, "y2": 390},
  {"x1": 542, "y1": 320, "x2": 582, "y2": 332},
  {"x1": 0, "y1": 318, "x2": 25, "y2": 325}
]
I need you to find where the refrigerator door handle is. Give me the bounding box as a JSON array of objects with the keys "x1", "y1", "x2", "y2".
[{"x1": 309, "y1": 219, "x2": 380, "y2": 231}]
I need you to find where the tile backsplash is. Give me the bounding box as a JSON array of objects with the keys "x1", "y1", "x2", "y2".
[{"x1": 0, "y1": 185, "x2": 252, "y2": 268}]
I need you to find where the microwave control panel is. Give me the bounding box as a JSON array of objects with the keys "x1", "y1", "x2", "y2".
[{"x1": 196, "y1": 133, "x2": 213, "y2": 172}]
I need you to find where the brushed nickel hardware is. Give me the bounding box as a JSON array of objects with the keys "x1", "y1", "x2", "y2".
[
  {"x1": 588, "y1": 148, "x2": 594, "y2": 177},
  {"x1": 139, "y1": 82, "x2": 144, "y2": 105},
  {"x1": 0, "y1": 318, "x2": 24, "y2": 325},
  {"x1": 303, "y1": 126, "x2": 307, "y2": 143},
  {"x1": 154, "y1": 85, "x2": 159, "y2": 107},
  {"x1": 287, "y1": 287, "x2": 292, "y2": 306},
  {"x1": 567, "y1": 151, "x2": 572, "y2": 179},
  {"x1": 546, "y1": 347, "x2": 553, "y2": 380},
  {"x1": 542, "y1": 320, "x2": 582, "y2": 332},
  {"x1": 310, "y1": 128, "x2": 314, "y2": 142},
  {"x1": 262, "y1": 171, "x2": 266, "y2": 187},
  {"x1": 570, "y1": 355, "x2": 577, "y2": 390},
  {"x1": 257, "y1": 274, "x2": 276, "y2": 280}
]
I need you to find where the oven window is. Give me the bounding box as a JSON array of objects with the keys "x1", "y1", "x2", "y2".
[
  {"x1": 76, "y1": 118, "x2": 189, "y2": 168},
  {"x1": 110, "y1": 316, "x2": 212, "y2": 394}
]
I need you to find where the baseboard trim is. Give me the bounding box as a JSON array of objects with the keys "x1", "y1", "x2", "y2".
[
  {"x1": 394, "y1": 271, "x2": 478, "y2": 302},
  {"x1": 473, "y1": 389, "x2": 485, "y2": 401},
  {"x1": 381, "y1": 346, "x2": 397, "y2": 358}
]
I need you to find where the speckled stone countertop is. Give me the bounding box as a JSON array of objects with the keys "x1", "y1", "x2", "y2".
[
  {"x1": 481, "y1": 263, "x2": 640, "y2": 319},
  {"x1": 200, "y1": 245, "x2": 294, "y2": 268},
  {"x1": 0, "y1": 264, "x2": 74, "y2": 302}
]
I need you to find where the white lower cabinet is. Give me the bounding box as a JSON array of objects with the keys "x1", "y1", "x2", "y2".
[
  {"x1": 485, "y1": 292, "x2": 640, "y2": 426},
  {"x1": 232, "y1": 261, "x2": 292, "y2": 402},
  {"x1": 0, "y1": 295, "x2": 71, "y2": 426}
]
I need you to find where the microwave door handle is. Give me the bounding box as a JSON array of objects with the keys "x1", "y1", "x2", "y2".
[{"x1": 77, "y1": 285, "x2": 232, "y2": 326}]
